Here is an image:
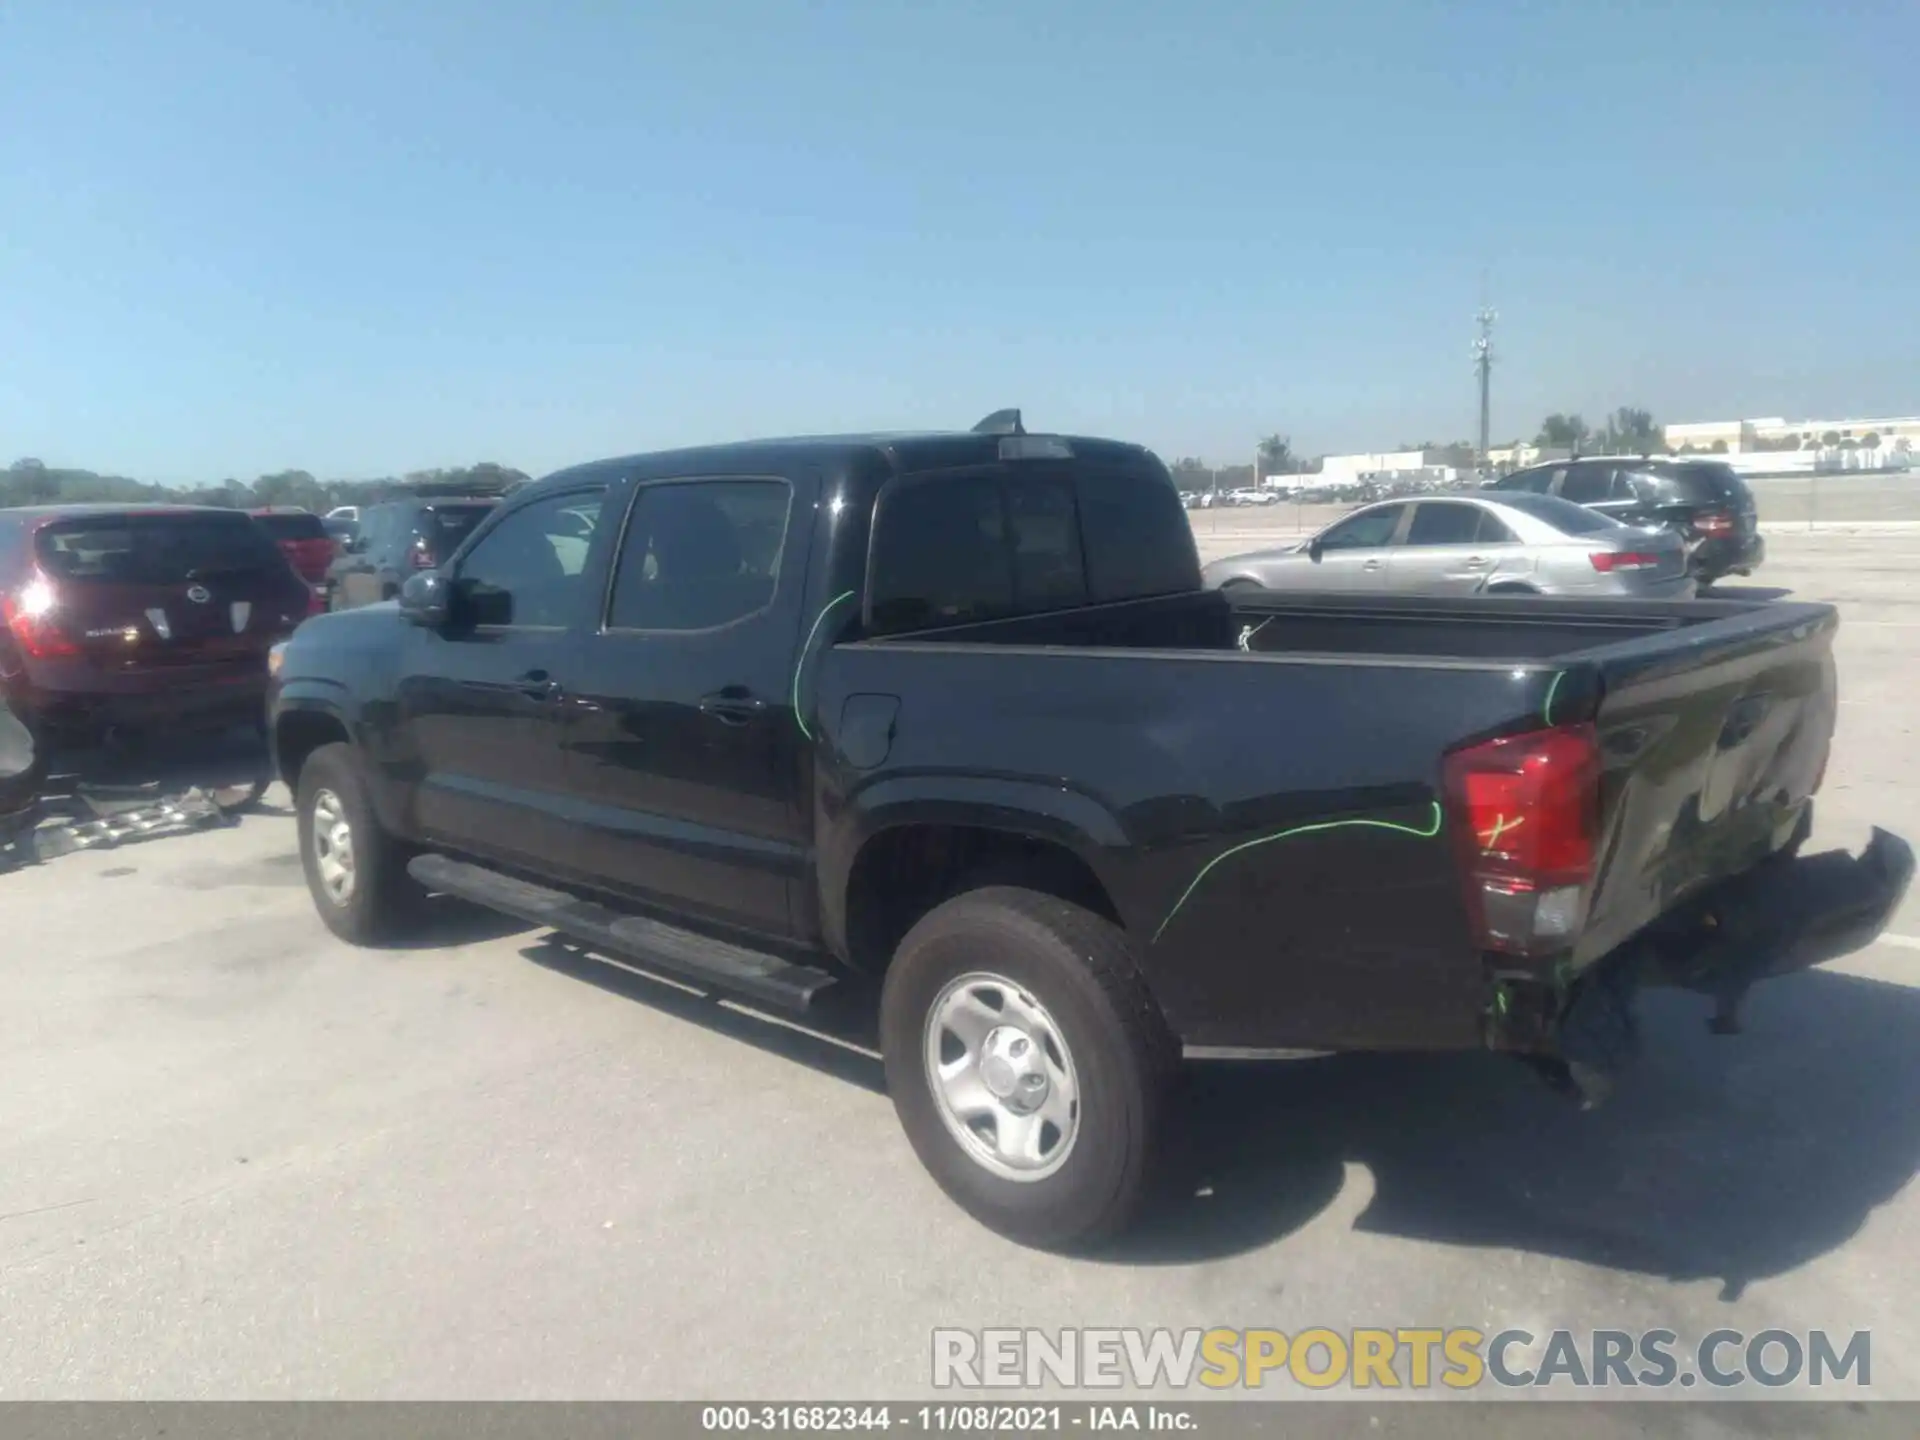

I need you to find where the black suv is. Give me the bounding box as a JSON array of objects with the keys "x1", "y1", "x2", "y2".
[
  {"x1": 329, "y1": 495, "x2": 501, "y2": 610},
  {"x1": 1489, "y1": 457, "x2": 1763, "y2": 585}
]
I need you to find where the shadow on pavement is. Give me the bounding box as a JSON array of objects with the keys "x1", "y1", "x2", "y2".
[
  {"x1": 47, "y1": 724, "x2": 274, "y2": 794},
  {"x1": 1699, "y1": 583, "x2": 1794, "y2": 602},
  {"x1": 1114, "y1": 966, "x2": 1920, "y2": 1296},
  {"x1": 518, "y1": 922, "x2": 1920, "y2": 1295}
]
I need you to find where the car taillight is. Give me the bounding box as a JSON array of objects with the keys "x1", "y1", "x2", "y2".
[
  {"x1": 410, "y1": 541, "x2": 435, "y2": 569},
  {"x1": 306, "y1": 585, "x2": 328, "y2": 617},
  {"x1": 1589, "y1": 551, "x2": 1663, "y2": 572},
  {"x1": 1442, "y1": 723, "x2": 1601, "y2": 958},
  {"x1": 2, "y1": 574, "x2": 82, "y2": 659},
  {"x1": 1693, "y1": 510, "x2": 1735, "y2": 537}
]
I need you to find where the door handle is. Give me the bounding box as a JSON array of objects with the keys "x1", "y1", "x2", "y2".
[
  {"x1": 1362, "y1": 558, "x2": 1383, "y2": 571},
  {"x1": 517, "y1": 669, "x2": 560, "y2": 702},
  {"x1": 1464, "y1": 556, "x2": 1488, "y2": 568},
  {"x1": 699, "y1": 690, "x2": 769, "y2": 725}
]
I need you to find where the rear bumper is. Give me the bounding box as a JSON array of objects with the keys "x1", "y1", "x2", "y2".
[
  {"x1": 1550, "y1": 827, "x2": 1914, "y2": 1102},
  {"x1": 19, "y1": 662, "x2": 270, "y2": 740},
  {"x1": 1690, "y1": 531, "x2": 1765, "y2": 578}
]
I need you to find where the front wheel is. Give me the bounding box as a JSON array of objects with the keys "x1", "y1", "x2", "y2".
[
  {"x1": 295, "y1": 743, "x2": 422, "y2": 944},
  {"x1": 880, "y1": 886, "x2": 1179, "y2": 1250}
]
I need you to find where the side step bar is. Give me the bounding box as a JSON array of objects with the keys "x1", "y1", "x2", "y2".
[{"x1": 407, "y1": 853, "x2": 839, "y2": 1014}]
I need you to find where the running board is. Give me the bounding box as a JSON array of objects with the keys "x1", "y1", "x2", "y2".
[{"x1": 407, "y1": 853, "x2": 838, "y2": 1013}]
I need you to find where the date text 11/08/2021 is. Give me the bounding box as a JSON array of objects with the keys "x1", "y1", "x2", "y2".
[{"x1": 701, "y1": 1406, "x2": 1195, "y2": 1432}]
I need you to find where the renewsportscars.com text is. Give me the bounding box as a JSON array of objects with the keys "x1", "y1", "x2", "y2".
[{"x1": 932, "y1": 1327, "x2": 1871, "y2": 1392}]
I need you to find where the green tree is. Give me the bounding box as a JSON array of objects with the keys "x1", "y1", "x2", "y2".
[
  {"x1": 1536, "y1": 414, "x2": 1591, "y2": 451},
  {"x1": 1863, "y1": 431, "x2": 1882, "y2": 450},
  {"x1": 1255, "y1": 434, "x2": 1295, "y2": 481},
  {"x1": 1601, "y1": 407, "x2": 1661, "y2": 455},
  {"x1": 1820, "y1": 430, "x2": 1842, "y2": 448}
]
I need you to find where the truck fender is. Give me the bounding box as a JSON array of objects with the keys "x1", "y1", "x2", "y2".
[
  {"x1": 272, "y1": 684, "x2": 407, "y2": 836},
  {"x1": 822, "y1": 774, "x2": 1135, "y2": 956}
]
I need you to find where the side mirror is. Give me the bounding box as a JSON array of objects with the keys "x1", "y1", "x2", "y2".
[
  {"x1": 398, "y1": 571, "x2": 450, "y2": 629},
  {"x1": 1307, "y1": 538, "x2": 1325, "y2": 562}
]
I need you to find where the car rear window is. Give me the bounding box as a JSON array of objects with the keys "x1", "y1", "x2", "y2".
[
  {"x1": 867, "y1": 460, "x2": 1199, "y2": 634},
  {"x1": 423, "y1": 503, "x2": 494, "y2": 540},
  {"x1": 251, "y1": 511, "x2": 328, "y2": 541},
  {"x1": 1658, "y1": 463, "x2": 1755, "y2": 508},
  {"x1": 35, "y1": 512, "x2": 289, "y2": 584},
  {"x1": 1491, "y1": 493, "x2": 1621, "y2": 535}
]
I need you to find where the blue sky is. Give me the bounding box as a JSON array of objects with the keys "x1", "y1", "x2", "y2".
[{"x1": 2, "y1": 0, "x2": 1915, "y2": 483}]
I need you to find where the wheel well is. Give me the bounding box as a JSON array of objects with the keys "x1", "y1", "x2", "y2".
[
  {"x1": 843, "y1": 824, "x2": 1121, "y2": 973},
  {"x1": 275, "y1": 711, "x2": 349, "y2": 790},
  {"x1": 1486, "y1": 581, "x2": 1538, "y2": 594}
]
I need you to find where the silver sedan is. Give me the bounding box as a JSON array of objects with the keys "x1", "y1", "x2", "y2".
[{"x1": 1201, "y1": 491, "x2": 1697, "y2": 599}]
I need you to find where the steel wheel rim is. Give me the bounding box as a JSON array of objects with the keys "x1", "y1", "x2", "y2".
[
  {"x1": 309, "y1": 788, "x2": 356, "y2": 904},
  {"x1": 923, "y1": 970, "x2": 1080, "y2": 1183}
]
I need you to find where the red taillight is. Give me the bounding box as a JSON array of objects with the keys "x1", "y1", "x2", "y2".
[
  {"x1": 2, "y1": 574, "x2": 83, "y2": 659},
  {"x1": 1693, "y1": 510, "x2": 1735, "y2": 538},
  {"x1": 1443, "y1": 723, "x2": 1601, "y2": 957},
  {"x1": 1589, "y1": 551, "x2": 1663, "y2": 572},
  {"x1": 305, "y1": 585, "x2": 328, "y2": 617}
]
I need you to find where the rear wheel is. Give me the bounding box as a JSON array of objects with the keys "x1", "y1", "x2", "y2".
[
  {"x1": 879, "y1": 886, "x2": 1179, "y2": 1250},
  {"x1": 295, "y1": 743, "x2": 422, "y2": 943}
]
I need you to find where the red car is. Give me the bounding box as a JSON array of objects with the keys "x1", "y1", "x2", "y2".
[
  {"x1": 249, "y1": 506, "x2": 338, "y2": 587},
  {"x1": 0, "y1": 504, "x2": 320, "y2": 746}
]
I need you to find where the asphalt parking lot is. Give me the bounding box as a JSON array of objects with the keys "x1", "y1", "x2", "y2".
[{"x1": 3, "y1": 523, "x2": 1918, "y2": 1407}]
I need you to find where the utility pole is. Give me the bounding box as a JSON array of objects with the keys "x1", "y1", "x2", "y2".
[{"x1": 1472, "y1": 306, "x2": 1496, "y2": 469}]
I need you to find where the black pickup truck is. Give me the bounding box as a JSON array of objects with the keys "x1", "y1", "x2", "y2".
[{"x1": 267, "y1": 412, "x2": 1912, "y2": 1248}]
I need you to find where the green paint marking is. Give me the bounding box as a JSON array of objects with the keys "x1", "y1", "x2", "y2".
[
  {"x1": 792, "y1": 590, "x2": 857, "y2": 742},
  {"x1": 1542, "y1": 670, "x2": 1566, "y2": 726},
  {"x1": 1151, "y1": 801, "x2": 1444, "y2": 943}
]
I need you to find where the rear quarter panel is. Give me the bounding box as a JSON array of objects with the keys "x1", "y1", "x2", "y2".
[{"x1": 814, "y1": 642, "x2": 1561, "y2": 1052}]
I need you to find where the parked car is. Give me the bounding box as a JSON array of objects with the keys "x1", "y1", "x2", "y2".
[
  {"x1": 1201, "y1": 492, "x2": 1695, "y2": 599},
  {"x1": 267, "y1": 415, "x2": 1908, "y2": 1249},
  {"x1": 1, "y1": 504, "x2": 319, "y2": 748},
  {"x1": 249, "y1": 507, "x2": 337, "y2": 592},
  {"x1": 329, "y1": 495, "x2": 500, "y2": 609},
  {"x1": 1225, "y1": 487, "x2": 1280, "y2": 507},
  {"x1": 1488, "y1": 457, "x2": 1764, "y2": 585}
]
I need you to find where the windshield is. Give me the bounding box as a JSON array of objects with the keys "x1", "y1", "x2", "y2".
[{"x1": 35, "y1": 512, "x2": 289, "y2": 584}]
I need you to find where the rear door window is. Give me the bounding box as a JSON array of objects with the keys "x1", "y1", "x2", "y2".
[
  {"x1": 1405, "y1": 502, "x2": 1483, "y2": 546},
  {"x1": 1558, "y1": 464, "x2": 1615, "y2": 504},
  {"x1": 35, "y1": 511, "x2": 287, "y2": 585},
  {"x1": 1475, "y1": 509, "x2": 1519, "y2": 544}
]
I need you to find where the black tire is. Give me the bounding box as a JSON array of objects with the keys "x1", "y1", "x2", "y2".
[
  {"x1": 295, "y1": 742, "x2": 422, "y2": 944},
  {"x1": 879, "y1": 885, "x2": 1179, "y2": 1250}
]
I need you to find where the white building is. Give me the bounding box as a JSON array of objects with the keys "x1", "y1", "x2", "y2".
[
  {"x1": 1663, "y1": 414, "x2": 1920, "y2": 462},
  {"x1": 1310, "y1": 450, "x2": 1461, "y2": 485}
]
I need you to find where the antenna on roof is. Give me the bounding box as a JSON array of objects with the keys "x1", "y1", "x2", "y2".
[{"x1": 971, "y1": 408, "x2": 1026, "y2": 436}]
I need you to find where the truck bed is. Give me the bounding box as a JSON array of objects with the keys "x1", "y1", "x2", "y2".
[{"x1": 822, "y1": 588, "x2": 1839, "y2": 1053}]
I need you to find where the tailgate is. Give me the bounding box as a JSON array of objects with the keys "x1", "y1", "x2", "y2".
[{"x1": 1568, "y1": 601, "x2": 1838, "y2": 968}]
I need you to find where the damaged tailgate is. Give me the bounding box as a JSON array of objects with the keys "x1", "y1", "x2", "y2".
[{"x1": 1559, "y1": 599, "x2": 1906, "y2": 977}]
